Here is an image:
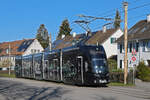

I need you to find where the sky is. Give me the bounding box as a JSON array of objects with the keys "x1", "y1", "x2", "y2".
[{"x1": 0, "y1": 0, "x2": 150, "y2": 42}]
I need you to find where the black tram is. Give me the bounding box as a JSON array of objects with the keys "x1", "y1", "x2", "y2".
[{"x1": 15, "y1": 45, "x2": 109, "y2": 86}]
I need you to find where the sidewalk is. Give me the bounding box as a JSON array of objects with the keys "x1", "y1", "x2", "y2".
[{"x1": 135, "y1": 79, "x2": 150, "y2": 92}]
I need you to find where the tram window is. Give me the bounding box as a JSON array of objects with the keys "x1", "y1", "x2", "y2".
[
  {"x1": 85, "y1": 62, "x2": 88, "y2": 72},
  {"x1": 45, "y1": 60, "x2": 49, "y2": 66},
  {"x1": 53, "y1": 59, "x2": 58, "y2": 68},
  {"x1": 70, "y1": 66, "x2": 74, "y2": 72}
]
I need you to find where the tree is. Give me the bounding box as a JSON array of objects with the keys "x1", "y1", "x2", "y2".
[
  {"x1": 113, "y1": 10, "x2": 121, "y2": 29},
  {"x1": 57, "y1": 19, "x2": 72, "y2": 39},
  {"x1": 36, "y1": 24, "x2": 49, "y2": 49}
]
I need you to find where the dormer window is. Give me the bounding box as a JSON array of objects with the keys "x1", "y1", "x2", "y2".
[
  {"x1": 6, "y1": 48, "x2": 9, "y2": 54},
  {"x1": 110, "y1": 37, "x2": 116, "y2": 44},
  {"x1": 23, "y1": 42, "x2": 26, "y2": 45}
]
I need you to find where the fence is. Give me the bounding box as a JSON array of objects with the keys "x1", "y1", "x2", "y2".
[{"x1": 109, "y1": 71, "x2": 135, "y2": 84}]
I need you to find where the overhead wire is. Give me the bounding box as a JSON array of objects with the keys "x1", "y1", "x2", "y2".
[
  {"x1": 72, "y1": 0, "x2": 150, "y2": 32},
  {"x1": 100, "y1": 1, "x2": 150, "y2": 18},
  {"x1": 128, "y1": 2, "x2": 150, "y2": 11}
]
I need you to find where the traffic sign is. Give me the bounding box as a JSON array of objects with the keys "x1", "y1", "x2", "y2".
[
  {"x1": 131, "y1": 56, "x2": 136, "y2": 62},
  {"x1": 132, "y1": 48, "x2": 137, "y2": 56}
]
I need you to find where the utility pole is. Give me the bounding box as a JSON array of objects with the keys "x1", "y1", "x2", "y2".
[
  {"x1": 8, "y1": 44, "x2": 11, "y2": 75},
  {"x1": 49, "y1": 33, "x2": 52, "y2": 51},
  {"x1": 123, "y1": 2, "x2": 128, "y2": 85},
  {"x1": 60, "y1": 50, "x2": 63, "y2": 81}
]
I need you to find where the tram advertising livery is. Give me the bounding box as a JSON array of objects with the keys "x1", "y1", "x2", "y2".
[{"x1": 15, "y1": 45, "x2": 109, "y2": 86}]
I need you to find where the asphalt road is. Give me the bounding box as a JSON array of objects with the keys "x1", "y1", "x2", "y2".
[{"x1": 0, "y1": 77, "x2": 150, "y2": 100}]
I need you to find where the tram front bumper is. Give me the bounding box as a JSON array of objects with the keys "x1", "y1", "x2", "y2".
[
  {"x1": 93, "y1": 74, "x2": 109, "y2": 84},
  {"x1": 94, "y1": 79, "x2": 108, "y2": 84}
]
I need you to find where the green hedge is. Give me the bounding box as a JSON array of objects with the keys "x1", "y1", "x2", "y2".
[{"x1": 137, "y1": 62, "x2": 150, "y2": 82}]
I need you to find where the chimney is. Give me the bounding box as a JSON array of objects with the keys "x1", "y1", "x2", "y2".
[
  {"x1": 61, "y1": 34, "x2": 65, "y2": 39},
  {"x1": 103, "y1": 26, "x2": 107, "y2": 33},
  {"x1": 86, "y1": 30, "x2": 92, "y2": 37},
  {"x1": 73, "y1": 32, "x2": 76, "y2": 38},
  {"x1": 147, "y1": 14, "x2": 150, "y2": 22}
]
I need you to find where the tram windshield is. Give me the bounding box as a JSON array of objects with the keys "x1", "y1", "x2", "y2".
[{"x1": 92, "y1": 58, "x2": 108, "y2": 73}]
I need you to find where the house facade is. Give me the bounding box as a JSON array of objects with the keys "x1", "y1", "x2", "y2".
[
  {"x1": 101, "y1": 29, "x2": 123, "y2": 58},
  {"x1": 117, "y1": 16, "x2": 150, "y2": 69},
  {"x1": 0, "y1": 39, "x2": 44, "y2": 70}
]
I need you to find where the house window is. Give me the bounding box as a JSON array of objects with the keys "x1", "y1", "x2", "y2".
[
  {"x1": 120, "y1": 44, "x2": 123, "y2": 53},
  {"x1": 147, "y1": 60, "x2": 150, "y2": 67},
  {"x1": 129, "y1": 43, "x2": 132, "y2": 53},
  {"x1": 136, "y1": 43, "x2": 139, "y2": 52},
  {"x1": 147, "y1": 41, "x2": 150, "y2": 51},
  {"x1": 31, "y1": 49, "x2": 34, "y2": 53},
  {"x1": 34, "y1": 50, "x2": 36, "y2": 53},
  {"x1": 143, "y1": 41, "x2": 149, "y2": 52},
  {"x1": 143, "y1": 41, "x2": 145, "y2": 52},
  {"x1": 110, "y1": 37, "x2": 116, "y2": 44},
  {"x1": 120, "y1": 60, "x2": 122, "y2": 69}
]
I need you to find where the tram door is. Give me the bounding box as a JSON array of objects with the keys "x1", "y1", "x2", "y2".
[
  {"x1": 77, "y1": 56, "x2": 84, "y2": 84},
  {"x1": 44, "y1": 60, "x2": 49, "y2": 79},
  {"x1": 53, "y1": 59, "x2": 60, "y2": 81}
]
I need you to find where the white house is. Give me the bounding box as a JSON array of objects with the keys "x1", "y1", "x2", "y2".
[
  {"x1": 22, "y1": 39, "x2": 44, "y2": 56},
  {"x1": 0, "y1": 39, "x2": 44, "y2": 70},
  {"x1": 102, "y1": 28, "x2": 123, "y2": 58},
  {"x1": 117, "y1": 15, "x2": 150, "y2": 69}
]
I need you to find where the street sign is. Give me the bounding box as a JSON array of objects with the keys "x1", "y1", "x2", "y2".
[
  {"x1": 131, "y1": 56, "x2": 136, "y2": 62},
  {"x1": 132, "y1": 48, "x2": 137, "y2": 56}
]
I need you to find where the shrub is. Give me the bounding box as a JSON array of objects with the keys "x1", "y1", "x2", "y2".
[{"x1": 137, "y1": 62, "x2": 150, "y2": 82}]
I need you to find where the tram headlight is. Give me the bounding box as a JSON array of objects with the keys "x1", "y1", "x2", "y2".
[
  {"x1": 99, "y1": 70, "x2": 102, "y2": 73},
  {"x1": 96, "y1": 69, "x2": 98, "y2": 73},
  {"x1": 95, "y1": 66, "x2": 98, "y2": 69}
]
